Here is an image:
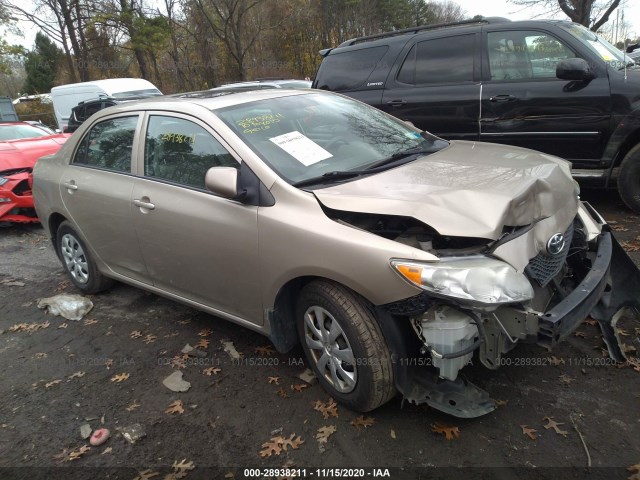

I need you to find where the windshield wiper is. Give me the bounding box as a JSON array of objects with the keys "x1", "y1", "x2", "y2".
[
  {"x1": 292, "y1": 170, "x2": 365, "y2": 188},
  {"x1": 363, "y1": 143, "x2": 443, "y2": 170}
]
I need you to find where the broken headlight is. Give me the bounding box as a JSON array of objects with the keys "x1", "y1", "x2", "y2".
[{"x1": 390, "y1": 256, "x2": 534, "y2": 305}]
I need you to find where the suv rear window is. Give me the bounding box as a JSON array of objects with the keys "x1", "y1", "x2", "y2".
[
  {"x1": 397, "y1": 35, "x2": 475, "y2": 85},
  {"x1": 315, "y1": 46, "x2": 388, "y2": 90}
]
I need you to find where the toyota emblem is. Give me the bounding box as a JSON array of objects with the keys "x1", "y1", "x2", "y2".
[{"x1": 546, "y1": 233, "x2": 566, "y2": 256}]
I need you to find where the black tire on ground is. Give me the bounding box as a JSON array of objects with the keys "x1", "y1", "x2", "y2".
[
  {"x1": 296, "y1": 280, "x2": 396, "y2": 412},
  {"x1": 56, "y1": 221, "x2": 113, "y2": 294},
  {"x1": 617, "y1": 144, "x2": 640, "y2": 214}
]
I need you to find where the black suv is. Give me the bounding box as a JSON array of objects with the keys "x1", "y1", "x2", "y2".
[
  {"x1": 313, "y1": 17, "x2": 640, "y2": 213},
  {"x1": 64, "y1": 97, "x2": 118, "y2": 133}
]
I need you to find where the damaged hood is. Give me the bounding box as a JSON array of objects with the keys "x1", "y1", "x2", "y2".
[
  {"x1": 313, "y1": 141, "x2": 579, "y2": 240},
  {"x1": 0, "y1": 134, "x2": 69, "y2": 172}
]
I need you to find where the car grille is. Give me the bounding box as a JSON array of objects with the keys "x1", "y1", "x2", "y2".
[{"x1": 525, "y1": 222, "x2": 573, "y2": 287}]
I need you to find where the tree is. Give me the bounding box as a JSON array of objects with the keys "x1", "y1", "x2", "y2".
[
  {"x1": 508, "y1": 0, "x2": 622, "y2": 31},
  {"x1": 23, "y1": 32, "x2": 63, "y2": 93}
]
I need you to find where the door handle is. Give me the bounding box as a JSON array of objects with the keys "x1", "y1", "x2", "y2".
[
  {"x1": 63, "y1": 181, "x2": 78, "y2": 192},
  {"x1": 386, "y1": 99, "x2": 407, "y2": 107},
  {"x1": 133, "y1": 198, "x2": 155, "y2": 210},
  {"x1": 489, "y1": 95, "x2": 517, "y2": 103}
]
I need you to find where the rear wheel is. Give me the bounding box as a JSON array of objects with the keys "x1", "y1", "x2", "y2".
[
  {"x1": 617, "y1": 144, "x2": 640, "y2": 214},
  {"x1": 56, "y1": 221, "x2": 113, "y2": 294},
  {"x1": 296, "y1": 280, "x2": 396, "y2": 412}
]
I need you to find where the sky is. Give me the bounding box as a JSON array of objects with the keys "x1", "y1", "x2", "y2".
[
  {"x1": 5, "y1": 0, "x2": 640, "y2": 49},
  {"x1": 454, "y1": 0, "x2": 639, "y2": 41}
]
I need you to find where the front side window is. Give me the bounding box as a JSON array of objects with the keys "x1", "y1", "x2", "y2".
[
  {"x1": 73, "y1": 116, "x2": 137, "y2": 173},
  {"x1": 488, "y1": 31, "x2": 575, "y2": 80},
  {"x1": 398, "y1": 35, "x2": 475, "y2": 85},
  {"x1": 144, "y1": 116, "x2": 238, "y2": 189}
]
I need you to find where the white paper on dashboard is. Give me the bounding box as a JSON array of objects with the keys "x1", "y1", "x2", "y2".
[{"x1": 269, "y1": 131, "x2": 333, "y2": 166}]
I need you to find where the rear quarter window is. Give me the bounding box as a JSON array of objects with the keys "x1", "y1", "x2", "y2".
[{"x1": 315, "y1": 46, "x2": 388, "y2": 91}]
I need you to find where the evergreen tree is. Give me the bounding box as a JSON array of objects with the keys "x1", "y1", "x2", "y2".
[{"x1": 23, "y1": 32, "x2": 62, "y2": 94}]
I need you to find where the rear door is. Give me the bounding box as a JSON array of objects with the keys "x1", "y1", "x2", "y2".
[
  {"x1": 59, "y1": 114, "x2": 150, "y2": 282},
  {"x1": 380, "y1": 32, "x2": 481, "y2": 140},
  {"x1": 130, "y1": 113, "x2": 263, "y2": 323},
  {"x1": 480, "y1": 27, "x2": 612, "y2": 165}
]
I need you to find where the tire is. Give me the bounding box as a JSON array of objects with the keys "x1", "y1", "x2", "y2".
[
  {"x1": 617, "y1": 144, "x2": 640, "y2": 214},
  {"x1": 296, "y1": 280, "x2": 396, "y2": 412},
  {"x1": 56, "y1": 221, "x2": 113, "y2": 294}
]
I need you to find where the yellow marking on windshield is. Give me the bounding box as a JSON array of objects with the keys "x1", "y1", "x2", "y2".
[{"x1": 236, "y1": 113, "x2": 284, "y2": 134}]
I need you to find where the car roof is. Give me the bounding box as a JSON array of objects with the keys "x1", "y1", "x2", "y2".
[{"x1": 108, "y1": 88, "x2": 311, "y2": 115}]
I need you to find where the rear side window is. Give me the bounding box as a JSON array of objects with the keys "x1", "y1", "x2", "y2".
[
  {"x1": 73, "y1": 116, "x2": 137, "y2": 173},
  {"x1": 397, "y1": 35, "x2": 475, "y2": 85},
  {"x1": 144, "y1": 116, "x2": 238, "y2": 190},
  {"x1": 315, "y1": 46, "x2": 388, "y2": 91}
]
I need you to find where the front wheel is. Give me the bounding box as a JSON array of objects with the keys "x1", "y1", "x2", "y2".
[
  {"x1": 617, "y1": 144, "x2": 640, "y2": 214},
  {"x1": 56, "y1": 221, "x2": 113, "y2": 294},
  {"x1": 296, "y1": 280, "x2": 396, "y2": 412}
]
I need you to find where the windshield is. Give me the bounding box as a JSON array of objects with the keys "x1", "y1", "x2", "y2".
[
  {"x1": 215, "y1": 93, "x2": 447, "y2": 185},
  {"x1": 561, "y1": 23, "x2": 634, "y2": 69},
  {"x1": 0, "y1": 124, "x2": 50, "y2": 141}
]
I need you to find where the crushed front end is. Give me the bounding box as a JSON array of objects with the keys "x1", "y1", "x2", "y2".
[
  {"x1": 376, "y1": 202, "x2": 640, "y2": 418},
  {"x1": 0, "y1": 169, "x2": 38, "y2": 224}
]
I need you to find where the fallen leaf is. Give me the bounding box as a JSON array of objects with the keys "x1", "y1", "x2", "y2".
[
  {"x1": 133, "y1": 469, "x2": 159, "y2": 480},
  {"x1": 35, "y1": 353, "x2": 47, "y2": 359},
  {"x1": 494, "y1": 399, "x2": 508, "y2": 407},
  {"x1": 268, "y1": 376, "x2": 280, "y2": 385},
  {"x1": 259, "y1": 438, "x2": 283, "y2": 457},
  {"x1": 171, "y1": 355, "x2": 187, "y2": 369},
  {"x1": 202, "y1": 367, "x2": 221, "y2": 376},
  {"x1": 178, "y1": 319, "x2": 191, "y2": 325},
  {"x1": 195, "y1": 339, "x2": 209, "y2": 349},
  {"x1": 542, "y1": 416, "x2": 569, "y2": 437},
  {"x1": 281, "y1": 433, "x2": 304, "y2": 450},
  {"x1": 126, "y1": 401, "x2": 141, "y2": 412},
  {"x1": 573, "y1": 331, "x2": 587, "y2": 338},
  {"x1": 110, "y1": 373, "x2": 130, "y2": 383},
  {"x1": 314, "y1": 399, "x2": 338, "y2": 419},
  {"x1": 143, "y1": 334, "x2": 157, "y2": 344},
  {"x1": 351, "y1": 416, "x2": 375, "y2": 430},
  {"x1": 58, "y1": 323, "x2": 68, "y2": 329},
  {"x1": 616, "y1": 328, "x2": 630, "y2": 337},
  {"x1": 1, "y1": 279, "x2": 25, "y2": 286},
  {"x1": 521, "y1": 425, "x2": 538, "y2": 440},
  {"x1": 83, "y1": 319, "x2": 98, "y2": 326},
  {"x1": 67, "y1": 445, "x2": 91, "y2": 461},
  {"x1": 172, "y1": 459, "x2": 195, "y2": 472},
  {"x1": 277, "y1": 387, "x2": 289, "y2": 398},
  {"x1": 316, "y1": 425, "x2": 336, "y2": 444},
  {"x1": 254, "y1": 345, "x2": 276, "y2": 356},
  {"x1": 431, "y1": 423, "x2": 460, "y2": 440},
  {"x1": 584, "y1": 318, "x2": 598, "y2": 326},
  {"x1": 67, "y1": 371, "x2": 86, "y2": 381},
  {"x1": 559, "y1": 374, "x2": 575, "y2": 385},
  {"x1": 105, "y1": 359, "x2": 114, "y2": 369},
  {"x1": 198, "y1": 329, "x2": 213, "y2": 337},
  {"x1": 101, "y1": 447, "x2": 112, "y2": 455},
  {"x1": 45, "y1": 380, "x2": 61, "y2": 388},
  {"x1": 165, "y1": 400, "x2": 185, "y2": 414},
  {"x1": 291, "y1": 384, "x2": 309, "y2": 393},
  {"x1": 548, "y1": 356, "x2": 565, "y2": 366},
  {"x1": 130, "y1": 330, "x2": 143, "y2": 338}
]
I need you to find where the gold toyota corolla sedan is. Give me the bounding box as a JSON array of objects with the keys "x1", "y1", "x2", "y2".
[{"x1": 33, "y1": 89, "x2": 640, "y2": 417}]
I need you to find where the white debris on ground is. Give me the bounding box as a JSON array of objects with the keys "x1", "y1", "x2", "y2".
[
  {"x1": 162, "y1": 371, "x2": 191, "y2": 392},
  {"x1": 221, "y1": 340, "x2": 241, "y2": 360},
  {"x1": 37, "y1": 294, "x2": 93, "y2": 321}
]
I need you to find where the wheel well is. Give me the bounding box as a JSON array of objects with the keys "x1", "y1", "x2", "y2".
[
  {"x1": 48, "y1": 213, "x2": 67, "y2": 256},
  {"x1": 614, "y1": 129, "x2": 640, "y2": 167}
]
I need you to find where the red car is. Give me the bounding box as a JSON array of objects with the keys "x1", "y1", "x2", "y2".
[{"x1": 0, "y1": 122, "x2": 70, "y2": 224}]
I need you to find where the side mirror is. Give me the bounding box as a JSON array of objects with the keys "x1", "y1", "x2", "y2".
[
  {"x1": 205, "y1": 167, "x2": 238, "y2": 198},
  {"x1": 556, "y1": 58, "x2": 594, "y2": 81}
]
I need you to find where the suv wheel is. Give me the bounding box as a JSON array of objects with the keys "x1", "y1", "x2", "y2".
[
  {"x1": 56, "y1": 221, "x2": 113, "y2": 294},
  {"x1": 296, "y1": 280, "x2": 396, "y2": 412},
  {"x1": 617, "y1": 144, "x2": 640, "y2": 214}
]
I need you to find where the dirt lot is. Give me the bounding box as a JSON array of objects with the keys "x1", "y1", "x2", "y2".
[{"x1": 1, "y1": 188, "x2": 639, "y2": 480}]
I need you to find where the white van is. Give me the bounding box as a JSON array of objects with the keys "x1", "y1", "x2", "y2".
[{"x1": 51, "y1": 78, "x2": 161, "y2": 130}]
